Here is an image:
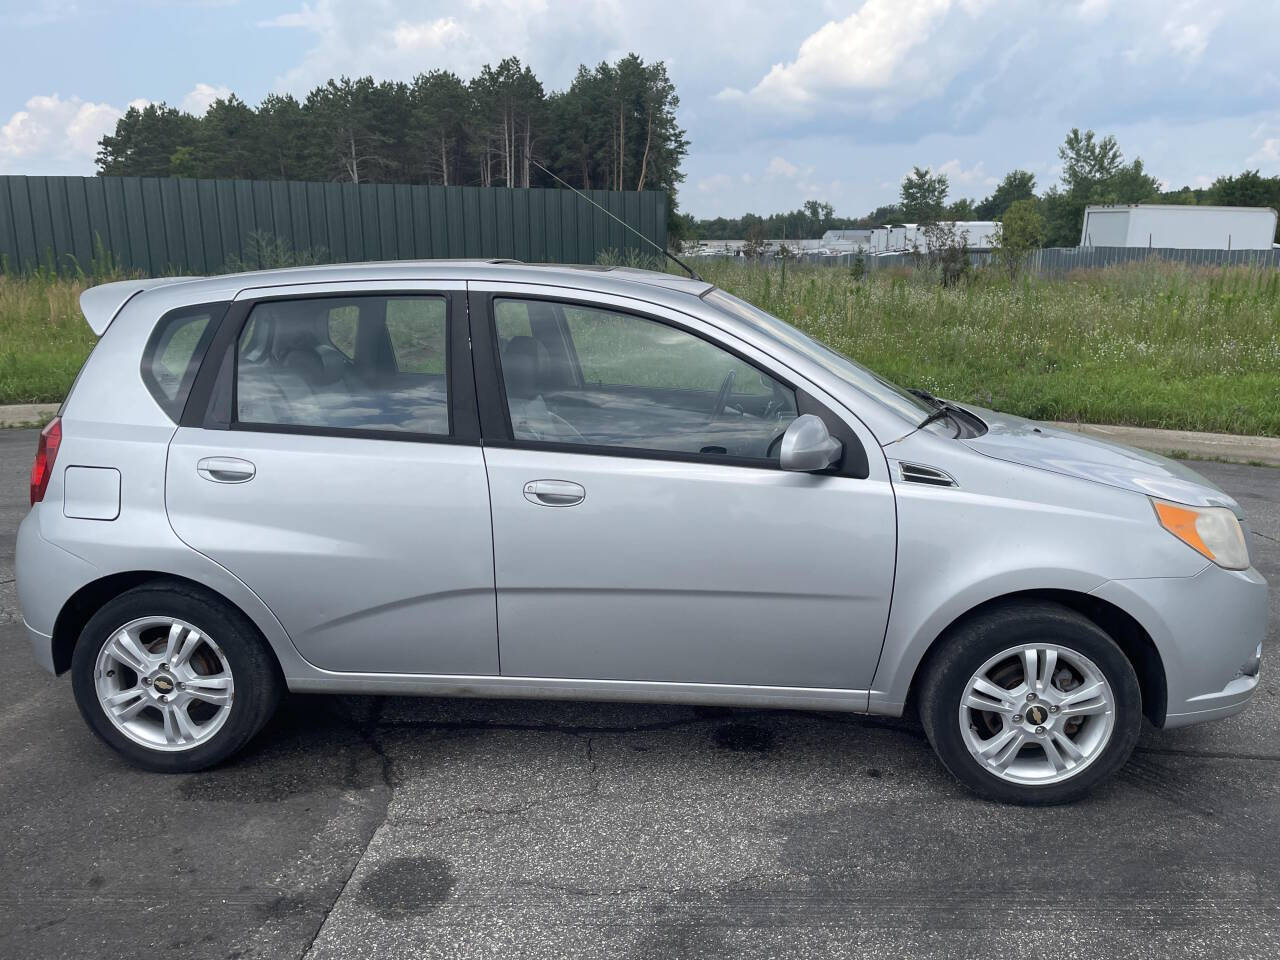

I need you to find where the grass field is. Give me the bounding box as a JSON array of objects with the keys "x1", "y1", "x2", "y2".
[
  {"x1": 0, "y1": 274, "x2": 99, "y2": 408},
  {"x1": 1, "y1": 260, "x2": 1278, "y2": 436},
  {"x1": 699, "y1": 259, "x2": 1280, "y2": 437}
]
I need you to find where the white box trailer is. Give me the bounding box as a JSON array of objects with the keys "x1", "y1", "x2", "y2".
[
  {"x1": 864, "y1": 221, "x2": 1000, "y2": 254},
  {"x1": 923, "y1": 221, "x2": 1000, "y2": 251},
  {"x1": 1080, "y1": 204, "x2": 1278, "y2": 250}
]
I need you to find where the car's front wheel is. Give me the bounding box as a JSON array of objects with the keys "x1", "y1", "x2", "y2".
[
  {"x1": 919, "y1": 602, "x2": 1143, "y2": 804},
  {"x1": 71, "y1": 582, "x2": 281, "y2": 772}
]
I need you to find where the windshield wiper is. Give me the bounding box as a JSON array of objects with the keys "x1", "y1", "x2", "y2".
[
  {"x1": 917, "y1": 406, "x2": 952, "y2": 430},
  {"x1": 908, "y1": 387, "x2": 943, "y2": 408},
  {"x1": 908, "y1": 388, "x2": 962, "y2": 434}
]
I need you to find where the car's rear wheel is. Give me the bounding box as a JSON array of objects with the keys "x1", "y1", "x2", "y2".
[
  {"x1": 71, "y1": 583, "x2": 281, "y2": 772},
  {"x1": 919, "y1": 602, "x2": 1142, "y2": 804}
]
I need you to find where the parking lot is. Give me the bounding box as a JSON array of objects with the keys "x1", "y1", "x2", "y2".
[{"x1": 0, "y1": 425, "x2": 1276, "y2": 960}]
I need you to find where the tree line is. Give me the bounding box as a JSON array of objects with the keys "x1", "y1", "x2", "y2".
[
  {"x1": 97, "y1": 54, "x2": 687, "y2": 206},
  {"x1": 688, "y1": 128, "x2": 1280, "y2": 247}
]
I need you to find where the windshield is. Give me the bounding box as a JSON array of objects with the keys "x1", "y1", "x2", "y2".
[{"x1": 703, "y1": 289, "x2": 934, "y2": 424}]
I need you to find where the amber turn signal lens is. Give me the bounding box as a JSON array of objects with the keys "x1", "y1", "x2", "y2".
[{"x1": 1151, "y1": 498, "x2": 1250, "y2": 570}]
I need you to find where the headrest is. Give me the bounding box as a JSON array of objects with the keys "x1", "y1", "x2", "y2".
[{"x1": 501, "y1": 335, "x2": 547, "y2": 400}]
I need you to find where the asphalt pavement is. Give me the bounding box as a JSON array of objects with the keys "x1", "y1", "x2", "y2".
[{"x1": 0, "y1": 427, "x2": 1276, "y2": 960}]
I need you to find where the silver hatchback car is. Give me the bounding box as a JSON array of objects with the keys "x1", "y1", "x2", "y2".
[{"x1": 17, "y1": 262, "x2": 1266, "y2": 803}]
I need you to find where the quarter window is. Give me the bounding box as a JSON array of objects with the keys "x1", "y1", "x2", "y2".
[
  {"x1": 494, "y1": 298, "x2": 798, "y2": 460},
  {"x1": 141, "y1": 304, "x2": 221, "y2": 421},
  {"x1": 236, "y1": 295, "x2": 449, "y2": 435}
]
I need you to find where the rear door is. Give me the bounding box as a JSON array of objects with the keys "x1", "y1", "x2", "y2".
[
  {"x1": 472, "y1": 284, "x2": 897, "y2": 692},
  {"x1": 165, "y1": 280, "x2": 498, "y2": 676}
]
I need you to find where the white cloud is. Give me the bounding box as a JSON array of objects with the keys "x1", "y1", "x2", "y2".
[
  {"x1": 258, "y1": 0, "x2": 628, "y2": 94},
  {"x1": 181, "y1": 82, "x2": 232, "y2": 116},
  {"x1": 1074, "y1": 0, "x2": 1111, "y2": 21},
  {"x1": 1247, "y1": 138, "x2": 1280, "y2": 168},
  {"x1": 0, "y1": 93, "x2": 124, "y2": 173},
  {"x1": 767, "y1": 155, "x2": 799, "y2": 177},
  {"x1": 935, "y1": 158, "x2": 998, "y2": 188},
  {"x1": 696, "y1": 173, "x2": 734, "y2": 193},
  {"x1": 728, "y1": 0, "x2": 966, "y2": 110},
  {"x1": 1161, "y1": 15, "x2": 1217, "y2": 61},
  {"x1": 391, "y1": 18, "x2": 467, "y2": 52}
]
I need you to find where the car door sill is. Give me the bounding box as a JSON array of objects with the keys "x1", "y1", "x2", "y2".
[{"x1": 287, "y1": 671, "x2": 874, "y2": 713}]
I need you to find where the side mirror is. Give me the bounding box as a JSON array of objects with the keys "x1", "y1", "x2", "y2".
[{"x1": 779, "y1": 414, "x2": 842, "y2": 472}]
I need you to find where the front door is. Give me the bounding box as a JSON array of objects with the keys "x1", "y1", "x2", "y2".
[
  {"x1": 475, "y1": 290, "x2": 896, "y2": 691},
  {"x1": 165, "y1": 282, "x2": 499, "y2": 676}
]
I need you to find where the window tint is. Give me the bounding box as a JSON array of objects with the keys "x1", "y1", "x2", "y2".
[
  {"x1": 142, "y1": 305, "x2": 221, "y2": 421},
  {"x1": 386, "y1": 298, "x2": 447, "y2": 374},
  {"x1": 494, "y1": 299, "x2": 533, "y2": 341},
  {"x1": 495, "y1": 298, "x2": 798, "y2": 460},
  {"x1": 327, "y1": 305, "x2": 359, "y2": 358},
  {"x1": 236, "y1": 295, "x2": 449, "y2": 435},
  {"x1": 705, "y1": 288, "x2": 934, "y2": 424}
]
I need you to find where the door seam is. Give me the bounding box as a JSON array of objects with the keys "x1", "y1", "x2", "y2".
[{"x1": 467, "y1": 281, "x2": 503, "y2": 675}]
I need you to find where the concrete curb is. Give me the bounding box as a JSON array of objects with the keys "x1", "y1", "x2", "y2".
[
  {"x1": 0, "y1": 403, "x2": 59, "y2": 428},
  {"x1": 1, "y1": 403, "x2": 1275, "y2": 466},
  {"x1": 1049, "y1": 422, "x2": 1280, "y2": 467}
]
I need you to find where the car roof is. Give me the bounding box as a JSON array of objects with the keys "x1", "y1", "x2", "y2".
[{"x1": 140, "y1": 260, "x2": 712, "y2": 303}]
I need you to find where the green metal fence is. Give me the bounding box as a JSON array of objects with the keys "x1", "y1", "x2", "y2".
[{"x1": 0, "y1": 175, "x2": 668, "y2": 276}]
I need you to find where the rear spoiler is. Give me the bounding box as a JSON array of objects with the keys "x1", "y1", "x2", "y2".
[{"x1": 79, "y1": 277, "x2": 195, "y2": 335}]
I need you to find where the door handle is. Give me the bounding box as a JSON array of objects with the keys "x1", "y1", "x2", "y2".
[
  {"x1": 197, "y1": 457, "x2": 256, "y2": 484},
  {"x1": 523, "y1": 479, "x2": 585, "y2": 507}
]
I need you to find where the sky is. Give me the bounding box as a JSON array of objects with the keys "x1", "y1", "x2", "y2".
[{"x1": 2, "y1": 0, "x2": 1279, "y2": 219}]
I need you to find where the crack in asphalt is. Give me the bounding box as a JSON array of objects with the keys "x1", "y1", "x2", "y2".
[
  {"x1": 297, "y1": 700, "x2": 394, "y2": 960},
  {"x1": 294, "y1": 670, "x2": 1275, "y2": 956}
]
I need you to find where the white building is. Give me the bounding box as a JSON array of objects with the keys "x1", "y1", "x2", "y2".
[
  {"x1": 1080, "y1": 204, "x2": 1278, "y2": 250},
  {"x1": 864, "y1": 221, "x2": 999, "y2": 254}
]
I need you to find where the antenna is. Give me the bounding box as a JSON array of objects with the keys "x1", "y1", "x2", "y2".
[{"x1": 529, "y1": 158, "x2": 702, "y2": 282}]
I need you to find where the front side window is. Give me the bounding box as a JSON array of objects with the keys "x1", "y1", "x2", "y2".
[
  {"x1": 494, "y1": 298, "x2": 798, "y2": 461},
  {"x1": 236, "y1": 295, "x2": 449, "y2": 435},
  {"x1": 704, "y1": 288, "x2": 933, "y2": 424}
]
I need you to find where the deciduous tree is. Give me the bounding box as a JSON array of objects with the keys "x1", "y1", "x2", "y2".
[
  {"x1": 900, "y1": 167, "x2": 949, "y2": 223},
  {"x1": 975, "y1": 169, "x2": 1036, "y2": 220},
  {"x1": 991, "y1": 198, "x2": 1046, "y2": 278}
]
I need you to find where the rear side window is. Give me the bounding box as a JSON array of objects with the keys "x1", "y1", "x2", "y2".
[
  {"x1": 235, "y1": 295, "x2": 450, "y2": 436},
  {"x1": 141, "y1": 304, "x2": 223, "y2": 421}
]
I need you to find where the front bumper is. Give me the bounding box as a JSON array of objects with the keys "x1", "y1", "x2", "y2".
[
  {"x1": 1091, "y1": 563, "x2": 1268, "y2": 728},
  {"x1": 23, "y1": 618, "x2": 56, "y2": 674}
]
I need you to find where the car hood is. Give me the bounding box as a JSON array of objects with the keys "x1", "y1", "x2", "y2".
[{"x1": 957, "y1": 405, "x2": 1242, "y2": 514}]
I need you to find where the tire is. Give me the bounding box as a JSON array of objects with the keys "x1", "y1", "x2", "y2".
[
  {"x1": 71, "y1": 581, "x2": 282, "y2": 773},
  {"x1": 918, "y1": 601, "x2": 1142, "y2": 805}
]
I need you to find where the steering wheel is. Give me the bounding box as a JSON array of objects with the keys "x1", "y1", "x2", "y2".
[
  {"x1": 707, "y1": 370, "x2": 736, "y2": 424},
  {"x1": 547, "y1": 410, "x2": 586, "y2": 443}
]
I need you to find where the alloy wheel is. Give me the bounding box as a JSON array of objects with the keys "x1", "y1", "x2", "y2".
[
  {"x1": 93, "y1": 616, "x2": 235, "y2": 752},
  {"x1": 958, "y1": 643, "x2": 1115, "y2": 785}
]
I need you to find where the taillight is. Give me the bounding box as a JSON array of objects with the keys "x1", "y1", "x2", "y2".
[{"x1": 29, "y1": 416, "x2": 62, "y2": 506}]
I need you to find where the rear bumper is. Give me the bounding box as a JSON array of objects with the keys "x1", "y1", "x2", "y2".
[
  {"x1": 16, "y1": 508, "x2": 98, "y2": 675},
  {"x1": 1091, "y1": 563, "x2": 1267, "y2": 728}
]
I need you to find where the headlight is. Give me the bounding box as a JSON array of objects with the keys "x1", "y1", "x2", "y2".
[{"x1": 1151, "y1": 498, "x2": 1250, "y2": 570}]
